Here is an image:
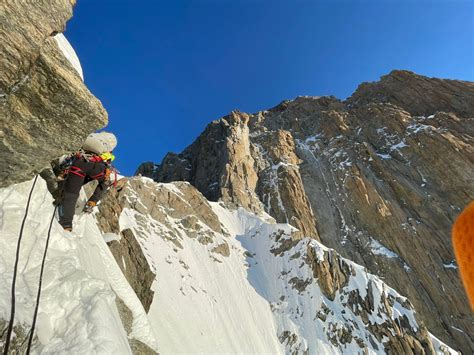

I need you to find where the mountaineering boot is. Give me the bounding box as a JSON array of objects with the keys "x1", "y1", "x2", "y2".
[
  {"x1": 39, "y1": 168, "x2": 58, "y2": 193},
  {"x1": 39, "y1": 167, "x2": 66, "y2": 205},
  {"x1": 52, "y1": 180, "x2": 65, "y2": 206},
  {"x1": 59, "y1": 206, "x2": 72, "y2": 231}
]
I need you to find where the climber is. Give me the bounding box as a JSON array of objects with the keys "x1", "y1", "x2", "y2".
[{"x1": 56, "y1": 131, "x2": 118, "y2": 231}]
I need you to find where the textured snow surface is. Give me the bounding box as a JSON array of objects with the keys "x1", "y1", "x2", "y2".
[
  {"x1": 118, "y1": 180, "x2": 457, "y2": 354},
  {"x1": 119, "y1": 205, "x2": 284, "y2": 354},
  {"x1": 0, "y1": 178, "x2": 157, "y2": 353},
  {"x1": 53, "y1": 33, "x2": 84, "y2": 80},
  {"x1": 0, "y1": 177, "x2": 457, "y2": 354}
]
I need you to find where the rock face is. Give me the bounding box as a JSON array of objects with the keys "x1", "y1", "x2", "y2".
[
  {"x1": 94, "y1": 179, "x2": 156, "y2": 313},
  {"x1": 275, "y1": 234, "x2": 450, "y2": 355},
  {"x1": 138, "y1": 113, "x2": 262, "y2": 213},
  {"x1": 137, "y1": 111, "x2": 319, "y2": 240},
  {"x1": 0, "y1": 320, "x2": 29, "y2": 354},
  {"x1": 305, "y1": 243, "x2": 435, "y2": 354},
  {"x1": 138, "y1": 70, "x2": 474, "y2": 353},
  {"x1": 0, "y1": 0, "x2": 108, "y2": 187}
]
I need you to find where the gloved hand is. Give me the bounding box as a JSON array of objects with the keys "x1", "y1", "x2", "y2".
[{"x1": 83, "y1": 200, "x2": 97, "y2": 213}]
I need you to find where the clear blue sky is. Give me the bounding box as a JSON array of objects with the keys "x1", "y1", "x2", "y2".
[{"x1": 65, "y1": 0, "x2": 474, "y2": 175}]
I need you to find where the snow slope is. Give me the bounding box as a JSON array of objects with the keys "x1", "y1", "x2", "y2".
[
  {"x1": 119, "y1": 205, "x2": 284, "y2": 354},
  {"x1": 116, "y1": 177, "x2": 458, "y2": 354},
  {"x1": 0, "y1": 176, "x2": 458, "y2": 354},
  {"x1": 0, "y1": 178, "x2": 157, "y2": 353}
]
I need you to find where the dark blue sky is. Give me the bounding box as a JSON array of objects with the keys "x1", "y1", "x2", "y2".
[{"x1": 65, "y1": 0, "x2": 474, "y2": 175}]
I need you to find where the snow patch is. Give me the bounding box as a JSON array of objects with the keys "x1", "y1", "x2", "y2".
[
  {"x1": 370, "y1": 239, "x2": 399, "y2": 259},
  {"x1": 103, "y1": 232, "x2": 121, "y2": 242},
  {"x1": 272, "y1": 161, "x2": 296, "y2": 170},
  {"x1": 53, "y1": 33, "x2": 84, "y2": 80},
  {"x1": 305, "y1": 134, "x2": 322, "y2": 143},
  {"x1": 158, "y1": 182, "x2": 185, "y2": 197},
  {"x1": 390, "y1": 141, "x2": 408, "y2": 150},
  {"x1": 443, "y1": 261, "x2": 458, "y2": 270},
  {"x1": 377, "y1": 153, "x2": 392, "y2": 160}
]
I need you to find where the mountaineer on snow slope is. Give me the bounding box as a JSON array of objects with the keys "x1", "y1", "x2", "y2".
[{"x1": 41, "y1": 131, "x2": 118, "y2": 231}]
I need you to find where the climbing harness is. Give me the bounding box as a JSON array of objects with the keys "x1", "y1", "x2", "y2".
[
  {"x1": 68, "y1": 165, "x2": 86, "y2": 178},
  {"x1": 59, "y1": 150, "x2": 118, "y2": 186},
  {"x1": 3, "y1": 176, "x2": 57, "y2": 355}
]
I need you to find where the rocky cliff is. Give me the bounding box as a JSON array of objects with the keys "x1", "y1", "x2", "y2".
[
  {"x1": 138, "y1": 70, "x2": 474, "y2": 353},
  {"x1": 0, "y1": 0, "x2": 107, "y2": 187}
]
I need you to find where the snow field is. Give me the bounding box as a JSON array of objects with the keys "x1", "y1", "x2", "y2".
[
  {"x1": 119, "y1": 204, "x2": 284, "y2": 354},
  {"x1": 0, "y1": 178, "x2": 157, "y2": 354},
  {"x1": 0, "y1": 177, "x2": 457, "y2": 354},
  {"x1": 119, "y1": 180, "x2": 456, "y2": 354}
]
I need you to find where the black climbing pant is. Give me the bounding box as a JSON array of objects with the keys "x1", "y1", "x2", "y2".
[{"x1": 58, "y1": 158, "x2": 108, "y2": 229}]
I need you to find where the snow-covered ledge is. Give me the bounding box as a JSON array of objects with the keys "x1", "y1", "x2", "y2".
[{"x1": 54, "y1": 33, "x2": 84, "y2": 80}]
